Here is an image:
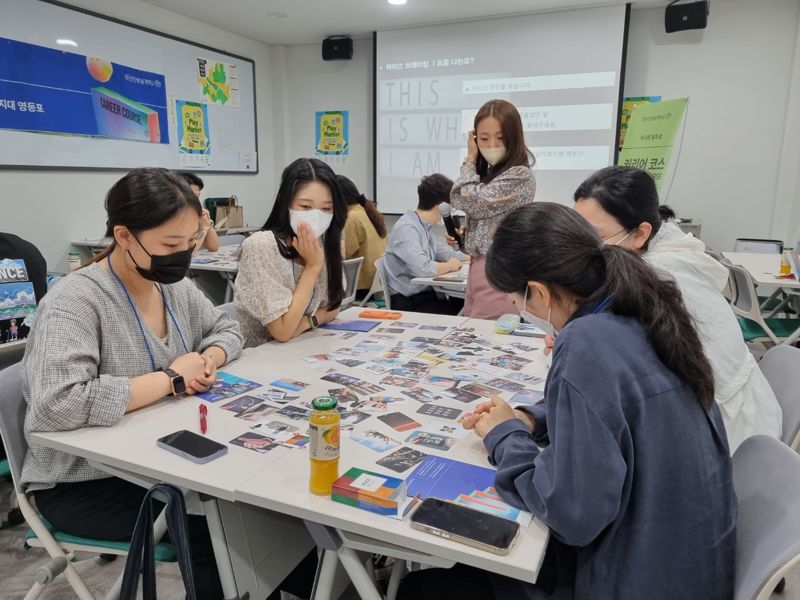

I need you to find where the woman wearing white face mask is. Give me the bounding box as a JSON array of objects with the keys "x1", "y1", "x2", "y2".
[
  {"x1": 451, "y1": 99, "x2": 537, "y2": 320},
  {"x1": 573, "y1": 166, "x2": 781, "y2": 453},
  {"x1": 235, "y1": 158, "x2": 345, "y2": 345}
]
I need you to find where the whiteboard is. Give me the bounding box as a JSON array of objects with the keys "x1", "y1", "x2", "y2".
[{"x1": 0, "y1": 0, "x2": 258, "y2": 173}]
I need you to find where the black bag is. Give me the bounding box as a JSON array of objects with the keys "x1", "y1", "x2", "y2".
[{"x1": 120, "y1": 484, "x2": 198, "y2": 600}]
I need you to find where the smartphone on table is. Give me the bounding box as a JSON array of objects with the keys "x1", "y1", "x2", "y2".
[
  {"x1": 157, "y1": 429, "x2": 228, "y2": 464},
  {"x1": 410, "y1": 498, "x2": 520, "y2": 555}
]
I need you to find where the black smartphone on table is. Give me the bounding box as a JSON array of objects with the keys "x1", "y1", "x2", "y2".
[
  {"x1": 410, "y1": 498, "x2": 520, "y2": 555},
  {"x1": 157, "y1": 430, "x2": 228, "y2": 464}
]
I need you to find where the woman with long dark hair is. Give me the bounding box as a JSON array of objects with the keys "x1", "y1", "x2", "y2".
[
  {"x1": 399, "y1": 203, "x2": 736, "y2": 600},
  {"x1": 450, "y1": 99, "x2": 536, "y2": 319},
  {"x1": 573, "y1": 166, "x2": 781, "y2": 452},
  {"x1": 338, "y1": 175, "x2": 387, "y2": 297},
  {"x1": 22, "y1": 168, "x2": 243, "y2": 599},
  {"x1": 235, "y1": 158, "x2": 346, "y2": 344}
]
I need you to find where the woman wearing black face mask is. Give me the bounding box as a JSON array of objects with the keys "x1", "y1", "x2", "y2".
[{"x1": 21, "y1": 168, "x2": 244, "y2": 600}]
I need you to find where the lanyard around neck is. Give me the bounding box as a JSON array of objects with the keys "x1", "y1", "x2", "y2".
[{"x1": 107, "y1": 256, "x2": 189, "y2": 371}]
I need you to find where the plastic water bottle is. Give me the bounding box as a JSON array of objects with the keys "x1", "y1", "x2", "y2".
[{"x1": 309, "y1": 396, "x2": 340, "y2": 495}]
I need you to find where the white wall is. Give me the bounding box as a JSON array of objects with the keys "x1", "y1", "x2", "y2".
[
  {"x1": 1, "y1": 0, "x2": 278, "y2": 271},
  {"x1": 625, "y1": 0, "x2": 800, "y2": 252},
  {"x1": 8, "y1": 0, "x2": 800, "y2": 268},
  {"x1": 275, "y1": 0, "x2": 800, "y2": 251},
  {"x1": 278, "y1": 37, "x2": 374, "y2": 198}
]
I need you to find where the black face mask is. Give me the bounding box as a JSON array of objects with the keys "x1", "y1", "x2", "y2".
[{"x1": 128, "y1": 234, "x2": 192, "y2": 284}]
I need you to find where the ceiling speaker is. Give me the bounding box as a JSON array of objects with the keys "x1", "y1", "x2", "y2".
[
  {"x1": 322, "y1": 36, "x2": 353, "y2": 61},
  {"x1": 665, "y1": 1, "x2": 710, "y2": 33}
]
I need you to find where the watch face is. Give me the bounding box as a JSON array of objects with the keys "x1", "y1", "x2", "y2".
[{"x1": 172, "y1": 376, "x2": 187, "y2": 395}]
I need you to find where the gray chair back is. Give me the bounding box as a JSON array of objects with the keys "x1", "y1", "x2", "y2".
[
  {"x1": 0, "y1": 363, "x2": 27, "y2": 494},
  {"x1": 728, "y1": 264, "x2": 758, "y2": 315},
  {"x1": 342, "y1": 257, "x2": 364, "y2": 308},
  {"x1": 217, "y1": 234, "x2": 246, "y2": 247},
  {"x1": 374, "y1": 257, "x2": 392, "y2": 310},
  {"x1": 760, "y1": 345, "x2": 800, "y2": 450},
  {"x1": 733, "y1": 435, "x2": 800, "y2": 599}
]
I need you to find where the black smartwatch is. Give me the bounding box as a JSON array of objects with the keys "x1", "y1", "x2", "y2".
[
  {"x1": 307, "y1": 313, "x2": 319, "y2": 330},
  {"x1": 161, "y1": 368, "x2": 186, "y2": 396}
]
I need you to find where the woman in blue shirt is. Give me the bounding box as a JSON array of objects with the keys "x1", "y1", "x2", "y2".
[{"x1": 399, "y1": 202, "x2": 736, "y2": 600}]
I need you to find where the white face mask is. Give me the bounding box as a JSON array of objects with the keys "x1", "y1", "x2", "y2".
[
  {"x1": 480, "y1": 146, "x2": 506, "y2": 166},
  {"x1": 519, "y1": 286, "x2": 558, "y2": 337},
  {"x1": 289, "y1": 209, "x2": 333, "y2": 238}
]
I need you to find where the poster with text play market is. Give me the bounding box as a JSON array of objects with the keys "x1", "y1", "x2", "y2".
[
  {"x1": 617, "y1": 98, "x2": 688, "y2": 193},
  {"x1": 315, "y1": 110, "x2": 349, "y2": 156}
]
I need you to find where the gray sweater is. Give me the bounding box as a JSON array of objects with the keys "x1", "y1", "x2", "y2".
[{"x1": 21, "y1": 263, "x2": 243, "y2": 491}]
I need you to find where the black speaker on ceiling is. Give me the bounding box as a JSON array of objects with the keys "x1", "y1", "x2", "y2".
[
  {"x1": 665, "y1": 0, "x2": 710, "y2": 33},
  {"x1": 322, "y1": 36, "x2": 353, "y2": 61}
]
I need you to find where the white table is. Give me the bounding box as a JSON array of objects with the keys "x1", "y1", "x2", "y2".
[
  {"x1": 30, "y1": 392, "x2": 314, "y2": 600},
  {"x1": 190, "y1": 245, "x2": 241, "y2": 303},
  {"x1": 722, "y1": 252, "x2": 800, "y2": 290},
  {"x1": 71, "y1": 227, "x2": 259, "y2": 261},
  {"x1": 231, "y1": 309, "x2": 549, "y2": 599},
  {"x1": 30, "y1": 307, "x2": 551, "y2": 600},
  {"x1": 411, "y1": 266, "x2": 469, "y2": 304}
]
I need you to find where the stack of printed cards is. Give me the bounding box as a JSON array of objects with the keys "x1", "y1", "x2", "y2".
[{"x1": 332, "y1": 467, "x2": 413, "y2": 518}]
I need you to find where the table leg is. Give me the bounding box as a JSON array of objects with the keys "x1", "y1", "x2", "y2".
[
  {"x1": 202, "y1": 496, "x2": 240, "y2": 600},
  {"x1": 310, "y1": 549, "x2": 339, "y2": 600},
  {"x1": 335, "y1": 546, "x2": 383, "y2": 600}
]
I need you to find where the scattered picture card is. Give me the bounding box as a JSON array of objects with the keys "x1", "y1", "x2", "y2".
[
  {"x1": 321, "y1": 319, "x2": 380, "y2": 332},
  {"x1": 405, "y1": 430, "x2": 456, "y2": 451},
  {"x1": 196, "y1": 372, "x2": 261, "y2": 402},
  {"x1": 376, "y1": 447, "x2": 428, "y2": 473},
  {"x1": 220, "y1": 395, "x2": 263, "y2": 415},
  {"x1": 229, "y1": 431, "x2": 277, "y2": 454},
  {"x1": 416, "y1": 404, "x2": 462, "y2": 421},
  {"x1": 378, "y1": 412, "x2": 422, "y2": 432},
  {"x1": 349, "y1": 429, "x2": 401, "y2": 453}
]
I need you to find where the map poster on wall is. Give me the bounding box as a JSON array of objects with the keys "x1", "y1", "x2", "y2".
[
  {"x1": 315, "y1": 110, "x2": 349, "y2": 156},
  {"x1": 617, "y1": 98, "x2": 688, "y2": 193},
  {"x1": 177, "y1": 100, "x2": 210, "y2": 167},
  {"x1": 0, "y1": 36, "x2": 168, "y2": 144},
  {"x1": 197, "y1": 57, "x2": 240, "y2": 107},
  {"x1": 619, "y1": 96, "x2": 661, "y2": 148}
]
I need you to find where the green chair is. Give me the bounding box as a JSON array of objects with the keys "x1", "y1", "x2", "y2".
[{"x1": 728, "y1": 265, "x2": 800, "y2": 346}]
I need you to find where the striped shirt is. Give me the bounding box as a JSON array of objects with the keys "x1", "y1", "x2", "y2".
[{"x1": 21, "y1": 263, "x2": 243, "y2": 491}]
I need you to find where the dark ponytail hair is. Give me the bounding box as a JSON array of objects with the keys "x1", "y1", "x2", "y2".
[
  {"x1": 486, "y1": 203, "x2": 714, "y2": 410},
  {"x1": 574, "y1": 166, "x2": 667, "y2": 250},
  {"x1": 263, "y1": 158, "x2": 346, "y2": 310},
  {"x1": 337, "y1": 175, "x2": 387, "y2": 238},
  {"x1": 658, "y1": 205, "x2": 676, "y2": 221},
  {"x1": 91, "y1": 167, "x2": 201, "y2": 264}
]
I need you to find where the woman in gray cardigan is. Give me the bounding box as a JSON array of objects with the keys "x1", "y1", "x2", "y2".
[{"x1": 21, "y1": 168, "x2": 243, "y2": 599}]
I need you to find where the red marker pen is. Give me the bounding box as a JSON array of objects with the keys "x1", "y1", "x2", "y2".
[{"x1": 199, "y1": 404, "x2": 208, "y2": 434}]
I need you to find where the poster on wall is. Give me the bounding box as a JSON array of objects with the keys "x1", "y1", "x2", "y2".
[
  {"x1": 176, "y1": 100, "x2": 211, "y2": 167},
  {"x1": 197, "y1": 57, "x2": 240, "y2": 107},
  {"x1": 619, "y1": 96, "x2": 661, "y2": 148},
  {"x1": 315, "y1": 110, "x2": 349, "y2": 158},
  {"x1": 0, "y1": 258, "x2": 36, "y2": 345},
  {"x1": 0, "y1": 36, "x2": 168, "y2": 144},
  {"x1": 617, "y1": 98, "x2": 688, "y2": 194}
]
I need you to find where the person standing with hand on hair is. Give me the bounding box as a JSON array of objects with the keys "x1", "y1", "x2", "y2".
[
  {"x1": 451, "y1": 99, "x2": 536, "y2": 319},
  {"x1": 235, "y1": 158, "x2": 345, "y2": 345},
  {"x1": 21, "y1": 168, "x2": 243, "y2": 600},
  {"x1": 398, "y1": 203, "x2": 735, "y2": 600}
]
